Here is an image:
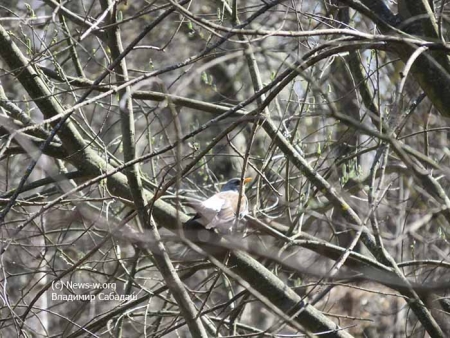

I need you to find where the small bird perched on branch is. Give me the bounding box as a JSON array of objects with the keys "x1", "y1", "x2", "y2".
[{"x1": 184, "y1": 177, "x2": 252, "y2": 234}]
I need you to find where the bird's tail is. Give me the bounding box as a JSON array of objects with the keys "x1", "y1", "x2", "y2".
[{"x1": 182, "y1": 216, "x2": 221, "y2": 244}]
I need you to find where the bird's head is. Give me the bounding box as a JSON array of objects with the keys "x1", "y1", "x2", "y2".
[{"x1": 221, "y1": 177, "x2": 252, "y2": 192}]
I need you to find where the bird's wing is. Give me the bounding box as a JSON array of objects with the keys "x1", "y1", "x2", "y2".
[
  {"x1": 191, "y1": 193, "x2": 226, "y2": 226},
  {"x1": 188, "y1": 191, "x2": 248, "y2": 231},
  {"x1": 205, "y1": 191, "x2": 248, "y2": 231}
]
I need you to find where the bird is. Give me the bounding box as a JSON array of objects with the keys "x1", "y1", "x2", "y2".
[{"x1": 184, "y1": 177, "x2": 252, "y2": 234}]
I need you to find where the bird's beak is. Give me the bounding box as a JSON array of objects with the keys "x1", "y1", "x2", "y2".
[{"x1": 243, "y1": 177, "x2": 252, "y2": 184}]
